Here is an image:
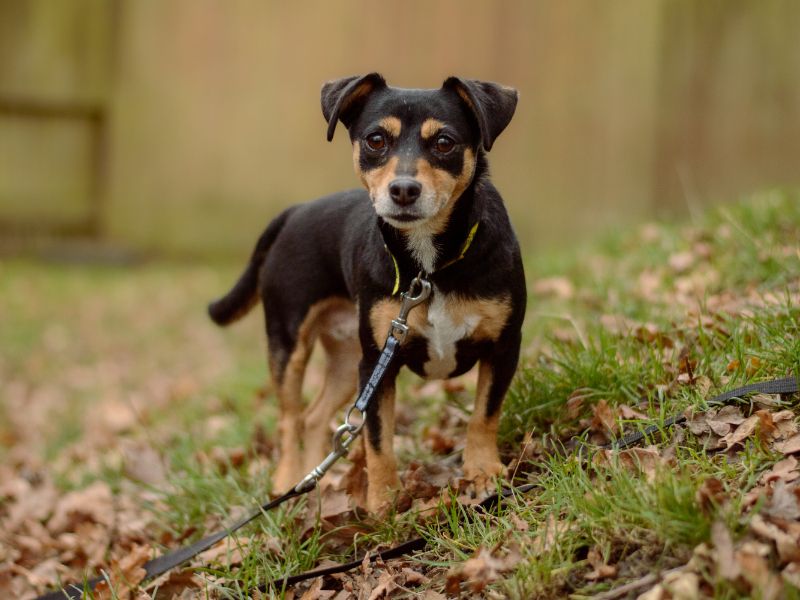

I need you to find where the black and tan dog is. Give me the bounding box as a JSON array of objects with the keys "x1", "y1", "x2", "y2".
[{"x1": 209, "y1": 73, "x2": 526, "y2": 512}]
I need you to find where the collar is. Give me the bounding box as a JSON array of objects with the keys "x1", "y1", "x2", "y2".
[{"x1": 384, "y1": 221, "x2": 479, "y2": 295}]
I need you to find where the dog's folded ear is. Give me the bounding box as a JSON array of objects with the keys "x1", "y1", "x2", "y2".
[
  {"x1": 442, "y1": 77, "x2": 518, "y2": 151},
  {"x1": 321, "y1": 73, "x2": 386, "y2": 142}
]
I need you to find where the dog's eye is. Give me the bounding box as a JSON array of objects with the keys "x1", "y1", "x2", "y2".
[
  {"x1": 434, "y1": 135, "x2": 455, "y2": 154},
  {"x1": 365, "y1": 133, "x2": 386, "y2": 152}
]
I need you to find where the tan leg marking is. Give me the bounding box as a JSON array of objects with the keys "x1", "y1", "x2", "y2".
[
  {"x1": 463, "y1": 361, "x2": 503, "y2": 485},
  {"x1": 271, "y1": 297, "x2": 355, "y2": 492},
  {"x1": 365, "y1": 383, "x2": 401, "y2": 512},
  {"x1": 301, "y1": 304, "x2": 360, "y2": 472}
]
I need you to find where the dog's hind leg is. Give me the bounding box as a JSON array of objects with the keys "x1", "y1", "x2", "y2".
[{"x1": 301, "y1": 300, "x2": 360, "y2": 473}]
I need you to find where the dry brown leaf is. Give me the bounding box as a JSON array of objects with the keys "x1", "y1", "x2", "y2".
[
  {"x1": 719, "y1": 410, "x2": 775, "y2": 449},
  {"x1": 93, "y1": 544, "x2": 151, "y2": 600},
  {"x1": 299, "y1": 577, "x2": 336, "y2": 600},
  {"x1": 736, "y1": 540, "x2": 784, "y2": 600},
  {"x1": 711, "y1": 520, "x2": 739, "y2": 580},
  {"x1": 367, "y1": 570, "x2": 399, "y2": 600},
  {"x1": 776, "y1": 434, "x2": 800, "y2": 455},
  {"x1": 445, "y1": 545, "x2": 521, "y2": 594},
  {"x1": 594, "y1": 446, "x2": 665, "y2": 483},
  {"x1": 761, "y1": 456, "x2": 800, "y2": 485},
  {"x1": 423, "y1": 426, "x2": 456, "y2": 455},
  {"x1": 619, "y1": 404, "x2": 649, "y2": 420},
  {"x1": 782, "y1": 562, "x2": 800, "y2": 588},
  {"x1": 773, "y1": 410, "x2": 799, "y2": 438},
  {"x1": 750, "y1": 514, "x2": 800, "y2": 563},
  {"x1": 591, "y1": 400, "x2": 618, "y2": 434},
  {"x1": 122, "y1": 442, "x2": 168, "y2": 486},
  {"x1": 764, "y1": 481, "x2": 800, "y2": 521},
  {"x1": 566, "y1": 394, "x2": 584, "y2": 420},
  {"x1": 403, "y1": 462, "x2": 456, "y2": 500},
  {"x1": 47, "y1": 480, "x2": 114, "y2": 534},
  {"x1": 661, "y1": 570, "x2": 700, "y2": 600},
  {"x1": 696, "y1": 478, "x2": 728, "y2": 515}
]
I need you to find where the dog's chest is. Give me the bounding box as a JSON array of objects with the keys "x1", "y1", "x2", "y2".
[
  {"x1": 368, "y1": 289, "x2": 511, "y2": 379},
  {"x1": 419, "y1": 289, "x2": 480, "y2": 379}
]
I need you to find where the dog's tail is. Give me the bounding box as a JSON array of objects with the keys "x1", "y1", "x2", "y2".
[{"x1": 208, "y1": 209, "x2": 291, "y2": 326}]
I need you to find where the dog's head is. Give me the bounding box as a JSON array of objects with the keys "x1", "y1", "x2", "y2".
[{"x1": 321, "y1": 74, "x2": 517, "y2": 230}]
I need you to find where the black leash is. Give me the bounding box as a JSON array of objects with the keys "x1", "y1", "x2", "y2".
[
  {"x1": 252, "y1": 375, "x2": 799, "y2": 593},
  {"x1": 36, "y1": 275, "x2": 433, "y2": 600},
  {"x1": 609, "y1": 375, "x2": 799, "y2": 449},
  {"x1": 34, "y1": 287, "x2": 798, "y2": 598}
]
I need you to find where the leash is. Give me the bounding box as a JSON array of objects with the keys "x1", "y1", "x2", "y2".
[
  {"x1": 36, "y1": 274, "x2": 432, "y2": 600},
  {"x1": 34, "y1": 262, "x2": 798, "y2": 596},
  {"x1": 40, "y1": 373, "x2": 798, "y2": 598}
]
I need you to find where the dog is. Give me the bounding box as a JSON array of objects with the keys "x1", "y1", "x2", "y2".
[{"x1": 209, "y1": 73, "x2": 526, "y2": 512}]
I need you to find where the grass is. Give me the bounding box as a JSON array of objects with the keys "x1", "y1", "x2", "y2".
[{"x1": 1, "y1": 188, "x2": 798, "y2": 598}]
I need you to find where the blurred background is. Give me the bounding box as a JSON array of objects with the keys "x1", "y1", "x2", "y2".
[{"x1": 1, "y1": 0, "x2": 799, "y2": 258}]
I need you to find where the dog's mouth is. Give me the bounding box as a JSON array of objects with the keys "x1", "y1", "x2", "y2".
[{"x1": 385, "y1": 213, "x2": 423, "y2": 223}]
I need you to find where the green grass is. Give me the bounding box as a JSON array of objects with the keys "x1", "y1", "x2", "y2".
[{"x1": 1, "y1": 189, "x2": 798, "y2": 598}]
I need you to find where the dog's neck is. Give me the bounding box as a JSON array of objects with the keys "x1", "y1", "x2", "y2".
[{"x1": 379, "y1": 152, "x2": 488, "y2": 277}]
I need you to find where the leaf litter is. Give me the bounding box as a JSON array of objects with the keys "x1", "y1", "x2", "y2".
[{"x1": 2, "y1": 196, "x2": 799, "y2": 598}]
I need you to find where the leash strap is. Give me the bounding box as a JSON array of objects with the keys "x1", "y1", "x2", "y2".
[
  {"x1": 611, "y1": 375, "x2": 799, "y2": 449},
  {"x1": 36, "y1": 488, "x2": 304, "y2": 600},
  {"x1": 355, "y1": 336, "x2": 399, "y2": 413},
  {"x1": 259, "y1": 483, "x2": 537, "y2": 592},
  {"x1": 36, "y1": 276, "x2": 433, "y2": 600}
]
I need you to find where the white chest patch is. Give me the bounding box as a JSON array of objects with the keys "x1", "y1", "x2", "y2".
[
  {"x1": 404, "y1": 225, "x2": 439, "y2": 274},
  {"x1": 420, "y1": 287, "x2": 481, "y2": 379}
]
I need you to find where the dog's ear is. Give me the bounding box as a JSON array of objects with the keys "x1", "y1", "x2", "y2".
[
  {"x1": 442, "y1": 77, "x2": 518, "y2": 151},
  {"x1": 321, "y1": 73, "x2": 386, "y2": 142}
]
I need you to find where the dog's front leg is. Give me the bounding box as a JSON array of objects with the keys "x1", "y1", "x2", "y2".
[
  {"x1": 463, "y1": 334, "x2": 521, "y2": 490},
  {"x1": 361, "y1": 357, "x2": 402, "y2": 513}
]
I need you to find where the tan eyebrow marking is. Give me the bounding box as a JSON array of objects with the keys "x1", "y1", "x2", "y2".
[
  {"x1": 421, "y1": 118, "x2": 446, "y2": 140},
  {"x1": 379, "y1": 117, "x2": 401, "y2": 137}
]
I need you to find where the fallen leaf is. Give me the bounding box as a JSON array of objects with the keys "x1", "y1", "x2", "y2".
[
  {"x1": 122, "y1": 442, "x2": 168, "y2": 486},
  {"x1": 591, "y1": 400, "x2": 618, "y2": 434},
  {"x1": 761, "y1": 456, "x2": 800, "y2": 485},
  {"x1": 696, "y1": 478, "x2": 728, "y2": 515},
  {"x1": 712, "y1": 520, "x2": 739, "y2": 580},
  {"x1": 93, "y1": 544, "x2": 151, "y2": 600},
  {"x1": 776, "y1": 434, "x2": 800, "y2": 455},
  {"x1": 750, "y1": 514, "x2": 800, "y2": 563},
  {"x1": 445, "y1": 545, "x2": 521, "y2": 594},
  {"x1": 764, "y1": 481, "x2": 800, "y2": 521},
  {"x1": 47, "y1": 481, "x2": 114, "y2": 534},
  {"x1": 736, "y1": 540, "x2": 784, "y2": 600},
  {"x1": 661, "y1": 570, "x2": 700, "y2": 599},
  {"x1": 403, "y1": 462, "x2": 456, "y2": 500}
]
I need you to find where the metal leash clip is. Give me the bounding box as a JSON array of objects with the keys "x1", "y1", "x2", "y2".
[
  {"x1": 294, "y1": 410, "x2": 363, "y2": 493},
  {"x1": 389, "y1": 272, "x2": 432, "y2": 343}
]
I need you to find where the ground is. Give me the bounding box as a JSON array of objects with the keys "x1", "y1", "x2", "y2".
[{"x1": 1, "y1": 189, "x2": 799, "y2": 599}]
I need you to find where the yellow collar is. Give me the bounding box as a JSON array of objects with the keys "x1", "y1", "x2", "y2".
[{"x1": 385, "y1": 221, "x2": 479, "y2": 295}]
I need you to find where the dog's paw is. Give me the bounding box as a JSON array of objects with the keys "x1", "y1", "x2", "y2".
[
  {"x1": 462, "y1": 460, "x2": 505, "y2": 500},
  {"x1": 366, "y1": 478, "x2": 403, "y2": 514}
]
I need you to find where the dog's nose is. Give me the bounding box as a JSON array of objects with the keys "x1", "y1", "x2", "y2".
[{"x1": 388, "y1": 179, "x2": 422, "y2": 206}]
